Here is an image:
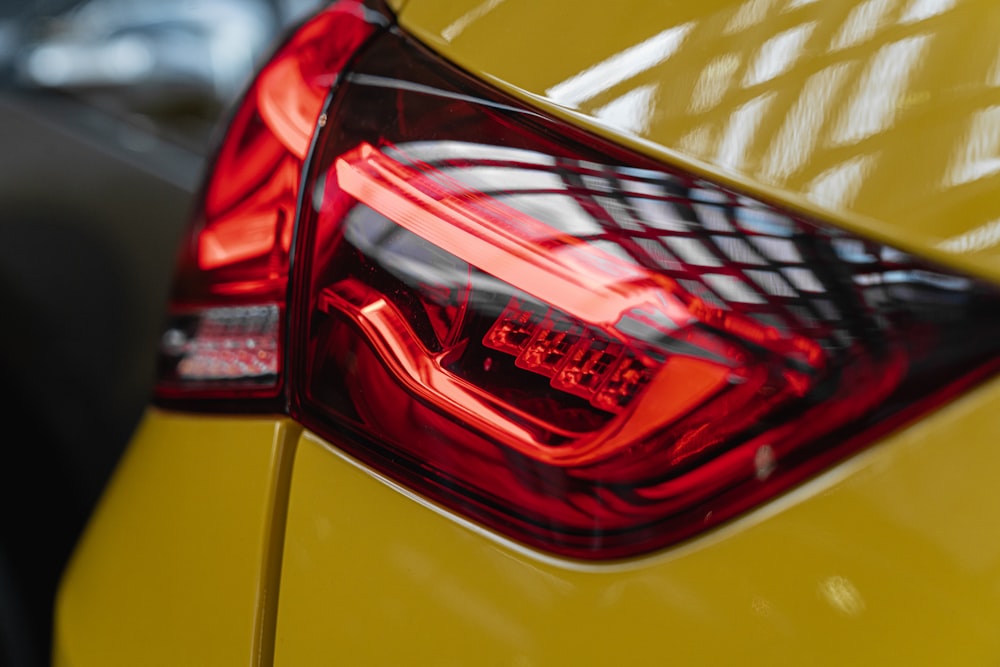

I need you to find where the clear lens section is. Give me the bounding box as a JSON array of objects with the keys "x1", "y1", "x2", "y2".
[
  {"x1": 159, "y1": 305, "x2": 280, "y2": 386},
  {"x1": 291, "y1": 30, "x2": 1000, "y2": 558}
]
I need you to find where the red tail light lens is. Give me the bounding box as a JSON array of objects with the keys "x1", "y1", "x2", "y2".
[
  {"x1": 158, "y1": 10, "x2": 1000, "y2": 558},
  {"x1": 287, "y1": 29, "x2": 1000, "y2": 559},
  {"x1": 155, "y1": 0, "x2": 383, "y2": 403}
]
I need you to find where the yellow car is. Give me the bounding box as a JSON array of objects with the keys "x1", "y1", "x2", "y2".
[{"x1": 55, "y1": 0, "x2": 1000, "y2": 664}]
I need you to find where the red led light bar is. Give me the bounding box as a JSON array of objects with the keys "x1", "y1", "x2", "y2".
[{"x1": 336, "y1": 142, "x2": 683, "y2": 329}]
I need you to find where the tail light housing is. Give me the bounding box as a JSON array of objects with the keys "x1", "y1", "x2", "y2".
[
  {"x1": 154, "y1": 0, "x2": 383, "y2": 404},
  {"x1": 157, "y1": 4, "x2": 1000, "y2": 559}
]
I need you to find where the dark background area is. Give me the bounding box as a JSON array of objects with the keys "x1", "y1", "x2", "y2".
[{"x1": 0, "y1": 1, "x2": 321, "y2": 664}]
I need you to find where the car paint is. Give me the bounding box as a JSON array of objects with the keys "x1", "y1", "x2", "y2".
[
  {"x1": 55, "y1": 413, "x2": 299, "y2": 667},
  {"x1": 54, "y1": 0, "x2": 1000, "y2": 664}
]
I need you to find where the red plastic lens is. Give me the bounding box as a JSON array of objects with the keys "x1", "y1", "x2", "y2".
[
  {"x1": 155, "y1": 0, "x2": 383, "y2": 402},
  {"x1": 289, "y1": 29, "x2": 1000, "y2": 558}
]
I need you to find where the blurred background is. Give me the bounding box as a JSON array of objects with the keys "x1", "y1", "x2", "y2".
[{"x1": 0, "y1": 0, "x2": 323, "y2": 664}]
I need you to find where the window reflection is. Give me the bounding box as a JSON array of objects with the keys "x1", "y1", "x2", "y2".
[
  {"x1": 545, "y1": 24, "x2": 693, "y2": 108},
  {"x1": 939, "y1": 218, "x2": 1000, "y2": 253},
  {"x1": 690, "y1": 53, "x2": 742, "y2": 114},
  {"x1": 829, "y1": 0, "x2": 896, "y2": 51},
  {"x1": 441, "y1": 0, "x2": 508, "y2": 42},
  {"x1": 784, "y1": 0, "x2": 820, "y2": 10},
  {"x1": 830, "y1": 35, "x2": 930, "y2": 145},
  {"x1": 987, "y1": 46, "x2": 1000, "y2": 86},
  {"x1": 944, "y1": 105, "x2": 1000, "y2": 186},
  {"x1": 807, "y1": 154, "x2": 877, "y2": 209},
  {"x1": 743, "y1": 22, "x2": 817, "y2": 87},
  {"x1": 678, "y1": 125, "x2": 714, "y2": 157},
  {"x1": 715, "y1": 93, "x2": 776, "y2": 170},
  {"x1": 724, "y1": 0, "x2": 776, "y2": 35},
  {"x1": 762, "y1": 63, "x2": 852, "y2": 182},
  {"x1": 819, "y1": 576, "x2": 866, "y2": 616},
  {"x1": 594, "y1": 84, "x2": 658, "y2": 134},
  {"x1": 531, "y1": 0, "x2": 973, "y2": 214},
  {"x1": 899, "y1": 0, "x2": 956, "y2": 24}
]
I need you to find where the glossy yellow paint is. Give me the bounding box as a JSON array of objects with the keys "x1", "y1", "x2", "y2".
[
  {"x1": 54, "y1": 411, "x2": 300, "y2": 667},
  {"x1": 275, "y1": 374, "x2": 1000, "y2": 665},
  {"x1": 399, "y1": 0, "x2": 1000, "y2": 285}
]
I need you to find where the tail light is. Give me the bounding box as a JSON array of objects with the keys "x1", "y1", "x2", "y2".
[
  {"x1": 154, "y1": 0, "x2": 383, "y2": 404},
  {"x1": 157, "y1": 5, "x2": 1000, "y2": 558}
]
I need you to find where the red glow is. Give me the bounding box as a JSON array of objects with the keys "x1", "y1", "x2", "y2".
[{"x1": 190, "y1": 2, "x2": 378, "y2": 292}]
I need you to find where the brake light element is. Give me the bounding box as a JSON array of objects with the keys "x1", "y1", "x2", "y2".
[
  {"x1": 155, "y1": 0, "x2": 383, "y2": 402},
  {"x1": 158, "y1": 11, "x2": 1000, "y2": 559}
]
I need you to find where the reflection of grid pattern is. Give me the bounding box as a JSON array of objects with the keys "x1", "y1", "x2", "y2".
[
  {"x1": 564, "y1": 162, "x2": 888, "y2": 352},
  {"x1": 402, "y1": 144, "x2": 971, "y2": 358}
]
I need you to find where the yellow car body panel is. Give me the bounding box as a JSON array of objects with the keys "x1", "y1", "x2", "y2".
[
  {"x1": 398, "y1": 0, "x2": 1000, "y2": 285},
  {"x1": 274, "y1": 377, "x2": 1000, "y2": 665},
  {"x1": 54, "y1": 412, "x2": 299, "y2": 667}
]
